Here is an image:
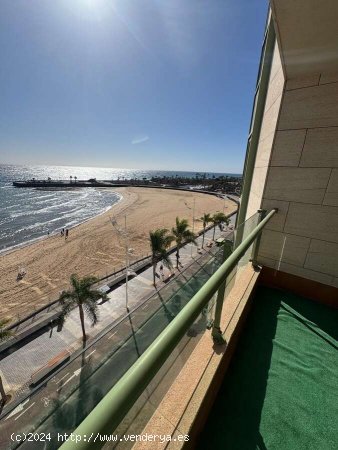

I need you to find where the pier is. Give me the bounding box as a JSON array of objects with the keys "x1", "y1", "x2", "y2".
[
  {"x1": 12, "y1": 179, "x2": 155, "y2": 188},
  {"x1": 12, "y1": 174, "x2": 242, "y2": 195}
]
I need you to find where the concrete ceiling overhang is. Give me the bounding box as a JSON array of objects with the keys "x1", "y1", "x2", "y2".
[{"x1": 270, "y1": 0, "x2": 338, "y2": 78}]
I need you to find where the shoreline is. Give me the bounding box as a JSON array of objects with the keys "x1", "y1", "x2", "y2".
[
  {"x1": 0, "y1": 187, "x2": 237, "y2": 320},
  {"x1": 0, "y1": 186, "x2": 229, "y2": 257},
  {"x1": 0, "y1": 191, "x2": 123, "y2": 257}
]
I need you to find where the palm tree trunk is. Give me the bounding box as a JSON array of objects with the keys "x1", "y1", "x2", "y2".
[
  {"x1": 213, "y1": 225, "x2": 216, "y2": 241},
  {"x1": 176, "y1": 248, "x2": 180, "y2": 269},
  {"x1": 0, "y1": 375, "x2": 7, "y2": 403},
  {"x1": 79, "y1": 304, "x2": 86, "y2": 342},
  {"x1": 153, "y1": 261, "x2": 157, "y2": 286},
  {"x1": 202, "y1": 225, "x2": 206, "y2": 248}
]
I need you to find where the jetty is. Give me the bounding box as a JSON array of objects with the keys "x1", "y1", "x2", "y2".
[
  {"x1": 12, "y1": 174, "x2": 242, "y2": 195},
  {"x1": 12, "y1": 179, "x2": 155, "y2": 188}
]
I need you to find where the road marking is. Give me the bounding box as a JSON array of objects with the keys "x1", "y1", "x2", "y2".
[
  {"x1": 57, "y1": 372, "x2": 70, "y2": 383},
  {"x1": 14, "y1": 402, "x2": 35, "y2": 421},
  {"x1": 108, "y1": 330, "x2": 118, "y2": 340},
  {"x1": 85, "y1": 350, "x2": 96, "y2": 359},
  {"x1": 42, "y1": 397, "x2": 50, "y2": 407},
  {"x1": 57, "y1": 369, "x2": 82, "y2": 391},
  {"x1": 5, "y1": 399, "x2": 30, "y2": 420}
]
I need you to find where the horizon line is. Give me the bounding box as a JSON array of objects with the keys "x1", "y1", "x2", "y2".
[{"x1": 0, "y1": 162, "x2": 243, "y2": 175}]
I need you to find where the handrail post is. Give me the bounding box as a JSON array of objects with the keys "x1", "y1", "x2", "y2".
[
  {"x1": 211, "y1": 239, "x2": 233, "y2": 344},
  {"x1": 251, "y1": 209, "x2": 267, "y2": 268}
]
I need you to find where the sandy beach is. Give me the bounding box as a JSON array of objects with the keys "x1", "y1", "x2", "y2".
[{"x1": 0, "y1": 187, "x2": 236, "y2": 321}]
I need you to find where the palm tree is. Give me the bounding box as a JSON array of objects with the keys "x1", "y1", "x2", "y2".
[
  {"x1": 0, "y1": 318, "x2": 12, "y2": 404},
  {"x1": 200, "y1": 213, "x2": 212, "y2": 249},
  {"x1": 70, "y1": 175, "x2": 73, "y2": 184},
  {"x1": 149, "y1": 229, "x2": 174, "y2": 286},
  {"x1": 74, "y1": 176, "x2": 77, "y2": 184},
  {"x1": 172, "y1": 217, "x2": 197, "y2": 269},
  {"x1": 211, "y1": 212, "x2": 229, "y2": 240},
  {"x1": 58, "y1": 274, "x2": 104, "y2": 343}
]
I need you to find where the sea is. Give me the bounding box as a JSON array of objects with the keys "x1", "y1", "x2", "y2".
[{"x1": 0, "y1": 164, "x2": 241, "y2": 253}]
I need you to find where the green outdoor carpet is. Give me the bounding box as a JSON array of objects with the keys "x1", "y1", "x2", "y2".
[{"x1": 198, "y1": 286, "x2": 338, "y2": 450}]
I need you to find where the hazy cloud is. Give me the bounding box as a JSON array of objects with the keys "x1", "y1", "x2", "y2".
[{"x1": 132, "y1": 135, "x2": 149, "y2": 145}]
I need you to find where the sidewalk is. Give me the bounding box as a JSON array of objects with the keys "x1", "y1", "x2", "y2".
[{"x1": 0, "y1": 217, "x2": 235, "y2": 404}]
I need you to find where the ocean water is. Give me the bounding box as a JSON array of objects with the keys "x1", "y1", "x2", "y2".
[{"x1": 0, "y1": 164, "x2": 241, "y2": 252}]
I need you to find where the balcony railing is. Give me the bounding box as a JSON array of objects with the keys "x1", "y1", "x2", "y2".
[
  {"x1": 0, "y1": 209, "x2": 276, "y2": 449},
  {"x1": 56, "y1": 208, "x2": 277, "y2": 450}
]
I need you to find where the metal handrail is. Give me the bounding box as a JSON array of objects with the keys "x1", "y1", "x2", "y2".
[{"x1": 60, "y1": 209, "x2": 277, "y2": 450}]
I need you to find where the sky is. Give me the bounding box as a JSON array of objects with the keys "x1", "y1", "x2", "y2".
[{"x1": 0, "y1": 0, "x2": 268, "y2": 173}]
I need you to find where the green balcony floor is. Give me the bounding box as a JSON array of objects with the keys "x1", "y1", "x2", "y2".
[{"x1": 199, "y1": 286, "x2": 338, "y2": 450}]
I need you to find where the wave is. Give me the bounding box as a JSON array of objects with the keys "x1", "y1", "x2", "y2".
[
  {"x1": 9, "y1": 198, "x2": 84, "y2": 218},
  {"x1": 13, "y1": 204, "x2": 100, "y2": 232},
  {"x1": 10, "y1": 190, "x2": 35, "y2": 198},
  {"x1": 25, "y1": 193, "x2": 60, "y2": 201},
  {"x1": 1, "y1": 204, "x2": 18, "y2": 210},
  {"x1": 0, "y1": 192, "x2": 122, "y2": 254}
]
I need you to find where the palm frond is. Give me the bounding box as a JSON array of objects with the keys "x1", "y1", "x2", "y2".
[
  {"x1": 58, "y1": 274, "x2": 101, "y2": 331},
  {"x1": 212, "y1": 212, "x2": 229, "y2": 224},
  {"x1": 200, "y1": 213, "x2": 212, "y2": 228},
  {"x1": 149, "y1": 228, "x2": 175, "y2": 283},
  {"x1": 183, "y1": 230, "x2": 197, "y2": 245},
  {"x1": 58, "y1": 299, "x2": 75, "y2": 326},
  {"x1": 163, "y1": 235, "x2": 174, "y2": 248},
  {"x1": 160, "y1": 250, "x2": 173, "y2": 269},
  {"x1": 86, "y1": 290, "x2": 103, "y2": 302},
  {"x1": 58, "y1": 290, "x2": 76, "y2": 305},
  {"x1": 172, "y1": 217, "x2": 196, "y2": 247},
  {"x1": 79, "y1": 276, "x2": 98, "y2": 289},
  {"x1": 70, "y1": 273, "x2": 80, "y2": 290},
  {"x1": 150, "y1": 228, "x2": 173, "y2": 256},
  {"x1": 83, "y1": 300, "x2": 99, "y2": 327}
]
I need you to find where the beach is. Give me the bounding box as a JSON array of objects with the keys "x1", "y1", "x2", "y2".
[{"x1": 0, "y1": 187, "x2": 236, "y2": 321}]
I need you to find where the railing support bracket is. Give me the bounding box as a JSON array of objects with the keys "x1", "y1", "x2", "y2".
[{"x1": 211, "y1": 326, "x2": 226, "y2": 345}]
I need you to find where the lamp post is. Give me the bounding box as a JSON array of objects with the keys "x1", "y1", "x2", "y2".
[
  {"x1": 222, "y1": 194, "x2": 228, "y2": 214},
  {"x1": 184, "y1": 198, "x2": 196, "y2": 257},
  {"x1": 191, "y1": 198, "x2": 196, "y2": 256},
  {"x1": 125, "y1": 245, "x2": 135, "y2": 312},
  {"x1": 111, "y1": 215, "x2": 134, "y2": 313}
]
